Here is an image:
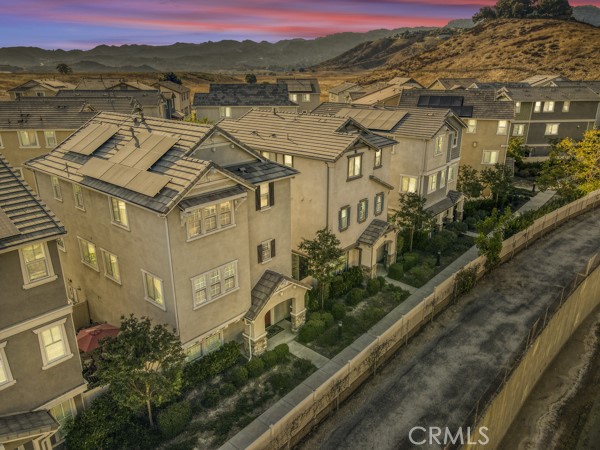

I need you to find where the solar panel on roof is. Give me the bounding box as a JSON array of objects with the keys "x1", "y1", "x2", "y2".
[
  {"x1": 125, "y1": 171, "x2": 170, "y2": 197},
  {"x1": 61, "y1": 123, "x2": 119, "y2": 155},
  {"x1": 78, "y1": 157, "x2": 114, "y2": 178},
  {"x1": 417, "y1": 96, "x2": 429, "y2": 106}
]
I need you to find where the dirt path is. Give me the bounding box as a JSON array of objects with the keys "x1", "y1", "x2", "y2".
[{"x1": 297, "y1": 209, "x2": 600, "y2": 450}]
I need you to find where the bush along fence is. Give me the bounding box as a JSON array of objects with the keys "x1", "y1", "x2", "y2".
[{"x1": 221, "y1": 190, "x2": 600, "y2": 450}]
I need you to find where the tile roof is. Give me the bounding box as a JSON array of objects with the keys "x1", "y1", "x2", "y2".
[
  {"x1": 154, "y1": 80, "x2": 190, "y2": 94},
  {"x1": 0, "y1": 154, "x2": 65, "y2": 250},
  {"x1": 428, "y1": 78, "x2": 479, "y2": 90},
  {"x1": 388, "y1": 77, "x2": 423, "y2": 88},
  {"x1": 501, "y1": 86, "x2": 600, "y2": 102},
  {"x1": 397, "y1": 89, "x2": 515, "y2": 119},
  {"x1": 550, "y1": 80, "x2": 600, "y2": 95},
  {"x1": 352, "y1": 84, "x2": 405, "y2": 105},
  {"x1": 357, "y1": 219, "x2": 394, "y2": 246},
  {"x1": 24, "y1": 112, "x2": 249, "y2": 215},
  {"x1": 520, "y1": 74, "x2": 569, "y2": 86},
  {"x1": 277, "y1": 78, "x2": 320, "y2": 94},
  {"x1": 57, "y1": 89, "x2": 165, "y2": 107},
  {"x1": 193, "y1": 84, "x2": 297, "y2": 107},
  {"x1": 224, "y1": 160, "x2": 298, "y2": 185},
  {"x1": 11, "y1": 95, "x2": 138, "y2": 117},
  {"x1": 246, "y1": 270, "x2": 311, "y2": 321},
  {"x1": 0, "y1": 411, "x2": 58, "y2": 442},
  {"x1": 328, "y1": 82, "x2": 359, "y2": 95},
  {"x1": 468, "y1": 82, "x2": 530, "y2": 90},
  {"x1": 178, "y1": 185, "x2": 246, "y2": 210},
  {"x1": 0, "y1": 98, "x2": 95, "y2": 130},
  {"x1": 218, "y1": 109, "x2": 396, "y2": 162},
  {"x1": 75, "y1": 78, "x2": 155, "y2": 91},
  {"x1": 426, "y1": 190, "x2": 463, "y2": 216},
  {"x1": 8, "y1": 79, "x2": 76, "y2": 93},
  {"x1": 312, "y1": 102, "x2": 462, "y2": 139}
]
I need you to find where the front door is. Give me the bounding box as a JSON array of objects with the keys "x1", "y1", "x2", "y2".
[{"x1": 264, "y1": 310, "x2": 271, "y2": 328}]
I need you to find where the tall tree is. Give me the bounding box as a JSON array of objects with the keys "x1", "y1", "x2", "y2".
[
  {"x1": 457, "y1": 165, "x2": 484, "y2": 199},
  {"x1": 473, "y1": 6, "x2": 498, "y2": 22},
  {"x1": 392, "y1": 193, "x2": 434, "y2": 253},
  {"x1": 537, "y1": 129, "x2": 600, "y2": 198},
  {"x1": 56, "y1": 63, "x2": 72, "y2": 74},
  {"x1": 159, "y1": 72, "x2": 182, "y2": 85},
  {"x1": 481, "y1": 163, "x2": 514, "y2": 207},
  {"x1": 495, "y1": 0, "x2": 534, "y2": 18},
  {"x1": 94, "y1": 315, "x2": 185, "y2": 426},
  {"x1": 535, "y1": 0, "x2": 573, "y2": 19},
  {"x1": 298, "y1": 228, "x2": 344, "y2": 309}
]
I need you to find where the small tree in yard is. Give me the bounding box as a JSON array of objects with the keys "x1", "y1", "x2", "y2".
[
  {"x1": 457, "y1": 165, "x2": 484, "y2": 199},
  {"x1": 94, "y1": 315, "x2": 185, "y2": 427},
  {"x1": 475, "y1": 207, "x2": 513, "y2": 270},
  {"x1": 160, "y1": 72, "x2": 182, "y2": 85},
  {"x1": 56, "y1": 63, "x2": 72, "y2": 74},
  {"x1": 507, "y1": 137, "x2": 531, "y2": 166},
  {"x1": 393, "y1": 193, "x2": 434, "y2": 253},
  {"x1": 537, "y1": 129, "x2": 600, "y2": 199},
  {"x1": 245, "y1": 73, "x2": 257, "y2": 84},
  {"x1": 298, "y1": 228, "x2": 344, "y2": 310},
  {"x1": 481, "y1": 163, "x2": 514, "y2": 207}
]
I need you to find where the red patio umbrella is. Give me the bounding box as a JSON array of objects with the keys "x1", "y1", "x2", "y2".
[{"x1": 77, "y1": 323, "x2": 120, "y2": 353}]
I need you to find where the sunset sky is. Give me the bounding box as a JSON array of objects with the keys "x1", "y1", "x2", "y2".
[{"x1": 0, "y1": 0, "x2": 597, "y2": 49}]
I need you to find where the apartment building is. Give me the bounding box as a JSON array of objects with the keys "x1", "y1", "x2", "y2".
[
  {"x1": 276, "y1": 78, "x2": 321, "y2": 113},
  {"x1": 314, "y1": 103, "x2": 466, "y2": 227},
  {"x1": 328, "y1": 82, "x2": 362, "y2": 103},
  {"x1": 217, "y1": 110, "x2": 399, "y2": 279},
  {"x1": 193, "y1": 84, "x2": 298, "y2": 122},
  {"x1": 0, "y1": 155, "x2": 86, "y2": 450},
  {"x1": 153, "y1": 81, "x2": 192, "y2": 119},
  {"x1": 26, "y1": 112, "x2": 308, "y2": 357},
  {"x1": 7, "y1": 80, "x2": 76, "y2": 100},
  {"x1": 397, "y1": 89, "x2": 514, "y2": 171},
  {"x1": 497, "y1": 86, "x2": 600, "y2": 157}
]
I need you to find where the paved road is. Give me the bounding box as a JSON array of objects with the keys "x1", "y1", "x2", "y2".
[{"x1": 298, "y1": 209, "x2": 600, "y2": 450}]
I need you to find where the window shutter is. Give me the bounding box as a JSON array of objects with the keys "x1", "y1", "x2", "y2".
[
  {"x1": 268, "y1": 182, "x2": 275, "y2": 206},
  {"x1": 270, "y1": 239, "x2": 276, "y2": 258},
  {"x1": 255, "y1": 188, "x2": 261, "y2": 211},
  {"x1": 365, "y1": 199, "x2": 369, "y2": 219},
  {"x1": 338, "y1": 209, "x2": 343, "y2": 231},
  {"x1": 257, "y1": 244, "x2": 263, "y2": 263}
]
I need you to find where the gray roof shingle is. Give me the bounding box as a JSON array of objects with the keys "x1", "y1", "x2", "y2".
[
  {"x1": 57, "y1": 89, "x2": 165, "y2": 107},
  {"x1": 357, "y1": 219, "x2": 393, "y2": 246},
  {"x1": 276, "y1": 78, "x2": 320, "y2": 94},
  {"x1": 0, "y1": 411, "x2": 58, "y2": 441},
  {"x1": 154, "y1": 80, "x2": 190, "y2": 94},
  {"x1": 225, "y1": 160, "x2": 298, "y2": 185},
  {"x1": 0, "y1": 154, "x2": 65, "y2": 250},
  {"x1": 501, "y1": 86, "x2": 600, "y2": 102},
  {"x1": 0, "y1": 99, "x2": 96, "y2": 130},
  {"x1": 193, "y1": 84, "x2": 297, "y2": 107},
  {"x1": 246, "y1": 270, "x2": 310, "y2": 321}
]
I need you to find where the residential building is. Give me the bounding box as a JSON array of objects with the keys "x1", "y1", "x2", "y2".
[
  {"x1": 0, "y1": 154, "x2": 86, "y2": 449},
  {"x1": 277, "y1": 78, "x2": 321, "y2": 113},
  {"x1": 313, "y1": 103, "x2": 466, "y2": 228},
  {"x1": 427, "y1": 78, "x2": 479, "y2": 90},
  {"x1": 496, "y1": 86, "x2": 600, "y2": 157},
  {"x1": 7, "y1": 80, "x2": 76, "y2": 100},
  {"x1": 520, "y1": 74, "x2": 570, "y2": 87},
  {"x1": 153, "y1": 80, "x2": 192, "y2": 119},
  {"x1": 397, "y1": 89, "x2": 514, "y2": 171},
  {"x1": 74, "y1": 78, "x2": 155, "y2": 91},
  {"x1": 218, "y1": 110, "x2": 399, "y2": 279},
  {"x1": 329, "y1": 78, "x2": 422, "y2": 106},
  {"x1": 26, "y1": 112, "x2": 308, "y2": 358},
  {"x1": 56, "y1": 89, "x2": 169, "y2": 118},
  {"x1": 193, "y1": 84, "x2": 298, "y2": 122},
  {"x1": 0, "y1": 99, "x2": 95, "y2": 188},
  {"x1": 352, "y1": 84, "x2": 406, "y2": 107},
  {"x1": 328, "y1": 82, "x2": 362, "y2": 103}
]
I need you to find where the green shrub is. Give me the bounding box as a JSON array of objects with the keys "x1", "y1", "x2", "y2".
[
  {"x1": 261, "y1": 350, "x2": 278, "y2": 368},
  {"x1": 330, "y1": 275, "x2": 349, "y2": 298},
  {"x1": 292, "y1": 358, "x2": 316, "y2": 377},
  {"x1": 316, "y1": 326, "x2": 340, "y2": 347},
  {"x1": 229, "y1": 366, "x2": 249, "y2": 387},
  {"x1": 402, "y1": 252, "x2": 419, "y2": 271},
  {"x1": 446, "y1": 221, "x2": 468, "y2": 234},
  {"x1": 396, "y1": 235, "x2": 404, "y2": 254},
  {"x1": 298, "y1": 320, "x2": 325, "y2": 343},
  {"x1": 427, "y1": 230, "x2": 458, "y2": 253},
  {"x1": 388, "y1": 263, "x2": 404, "y2": 280},
  {"x1": 246, "y1": 358, "x2": 265, "y2": 378},
  {"x1": 166, "y1": 438, "x2": 197, "y2": 450},
  {"x1": 183, "y1": 341, "x2": 241, "y2": 388},
  {"x1": 366, "y1": 278, "x2": 381, "y2": 296},
  {"x1": 464, "y1": 216, "x2": 478, "y2": 231},
  {"x1": 392, "y1": 290, "x2": 408, "y2": 302},
  {"x1": 310, "y1": 311, "x2": 334, "y2": 328},
  {"x1": 377, "y1": 276, "x2": 386, "y2": 288},
  {"x1": 220, "y1": 383, "x2": 236, "y2": 397},
  {"x1": 201, "y1": 387, "x2": 221, "y2": 408},
  {"x1": 408, "y1": 263, "x2": 435, "y2": 286},
  {"x1": 268, "y1": 373, "x2": 294, "y2": 395},
  {"x1": 346, "y1": 287, "x2": 366, "y2": 306},
  {"x1": 455, "y1": 266, "x2": 478, "y2": 295},
  {"x1": 344, "y1": 266, "x2": 365, "y2": 288},
  {"x1": 273, "y1": 344, "x2": 290, "y2": 363},
  {"x1": 157, "y1": 401, "x2": 192, "y2": 439},
  {"x1": 331, "y1": 301, "x2": 346, "y2": 320}
]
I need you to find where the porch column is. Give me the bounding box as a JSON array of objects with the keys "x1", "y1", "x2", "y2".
[
  {"x1": 456, "y1": 199, "x2": 464, "y2": 222},
  {"x1": 290, "y1": 294, "x2": 306, "y2": 332},
  {"x1": 436, "y1": 213, "x2": 444, "y2": 231}
]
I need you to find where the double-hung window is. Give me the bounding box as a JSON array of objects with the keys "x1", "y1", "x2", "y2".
[
  {"x1": 440, "y1": 169, "x2": 446, "y2": 188},
  {"x1": 302, "y1": 94, "x2": 311, "y2": 102},
  {"x1": 101, "y1": 249, "x2": 121, "y2": 283},
  {"x1": 20, "y1": 243, "x2": 54, "y2": 286},
  {"x1": 545, "y1": 123, "x2": 559, "y2": 135},
  {"x1": 496, "y1": 120, "x2": 508, "y2": 135},
  {"x1": 428, "y1": 174, "x2": 437, "y2": 193},
  {"x1": 401, "y1": 176, "x2": 417, "y2": 193},
  {"x1": 17, "y1": 130, "x2": 39, "y2": 148},
  {"x1": 256, "y1": 183, "x2": 274, "y2": 210},
  {"x1": 50, "y1": 399, "x2": 76, "y2": 442},
  {"x1": 434, "y1": 136, "x2": 444, "y2": 155},
  {"x1": 0, "y1": 343, "x2": 15, "y2": 390},
  {"x1": 348, "y1": 154, "x2": 362, "y2": 179},
  {"x1": 290, "y1": 94, "x2": 298, "y2": 102},
  {"x1": 44, "y1": 131, "x2": 57, "y2": 147},
  {"x1": 143, "y1": 271, "x2": 164, "y2": 309},
  {"x1": 187, "y1": 201, "x2": 234, "y2": 239},
  {"x1": 513, "y1": 124, "x2": 525, "y2": 136},
  {"x1": 219, "y1": 107, "x2": 232, "y2": 118},
  {"x1": 357, "y1": 198, "x2": 368, "y2": 223},
  {"x1": 515, "y1": 102, "x2": 521, "y2": 114},
  {"x1": 191, "y1": 261, "x2": 238, "y2": 308},
  {"x1": 534, "y1": 101, "x2": 542, "y2": 113},
  {"x1": 78, "y1": 238, "x2": 98, "y2": 270},
  {"x1": 374, "y1": 193, "x2": 384, "y2": 216},
  {"x1": 73, "y1": 185, "x2": 85, "y2": 210},
  {"x1": 374, "y1": 149, "x2": 382, "y2": 168},
  {"x1": 466, "y1": 120, "x2": 477, "y2": 134},
  {"x1": 110, "y1": 198, "x2": 129, "y2": 229},
  {"x1": 562, "y1": 101, "x2": 570, "y2": 112},
  {"x1": 482, "y1": 150, "x2": 499, "y2": 165},
  {"x1": 34, "y1": 320, "x2": 72, "y2": 369},
  {"x1": 543, "y1": 101, "x2": 555, "y2": 112},
  {"x1": 258, "y1": 239, "x2": 276, "y2": 263},
  {"x1": 51, "y1": 176, "x2": 62, "y2": 201},
  {"x1": 448, "y1": 164, "x2": 457, "y2": 182},
  {"x1": 283, "y1": 154, "x2": 293, "y2": 167},
  {"x1": 339, "y1": 206, "x2": 350, "y2": 231}
]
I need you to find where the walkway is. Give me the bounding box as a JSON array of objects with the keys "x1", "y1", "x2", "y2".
[
  {"x1": 517, "y1": 189, "x2": 556, "y2": 213},
  {"x1": 266, "y1": 320, "x2": 331, "y2": 369}
]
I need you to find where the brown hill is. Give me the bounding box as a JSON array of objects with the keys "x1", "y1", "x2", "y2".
[{"x1": 352, "y1": 19, "x2": 600, "y2": 86}]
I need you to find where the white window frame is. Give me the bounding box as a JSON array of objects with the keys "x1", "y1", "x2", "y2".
[
  {"x1": 374, "y1": 148, "x2": 382, "y2": 168},
  {"x1": 51, "y1": 176, "x2": 62, "y2": 201},
  {"x1": 186, "y1": 200, "x2": 235, "y2": 240},
  {"x1": 466, "y1": 120, "x2": 477, "y2": 134},
  {"x1": 515, "y1": 102, "x2": 521, "y2": 114},
  {"x1": 542, "y1": 101, "x2": 555, "y2": 113},
  {"x1": 513, "y1": 124, "x2": 525, "y2": 136},
  {"x1": 0, "y1": 342, "x2": 16, "y2": 391},
  {"x1": 496, "y1": 120, "x2": 508, "y2": 135},
  {"x1": 434, "y1": 135, "x2": 444, "y2": 156},
  {"x1": 562, "y1": 101, "x2": 570, "y2": 113},
  {"x1": 191, "y1": 260, "x2": 238, "y2": 309},
  {"x1": 283, "y1": 154, "x2": 293, "y2": 167},
  {"x1": 440, "y1": 169, "x2": 446, "y2": 188},
  {"x1": 428, "y1": 174, "x2": 437, "y2": 193},
  {"x1": 33, "y1": 319, "x2": 73, "y2": 370},
  {"x1": 142, "y1": 270, "x2": 166, "y2": 310},
  {"x1": 401, "y1": 176, "x2": 417, "y2": 193},
  {"x1": 72, "y1": 184, "x2": 85, "y2": 211},
  {"x1": 78, "y1": 237, "x2": 98, "y2": 271},
  {"x1": 17, "y1": 130, "x2": 39, "y2": 148},
  {"x1": 482, "y1": 150, "x2": 499, "y2": 165},
  {"x1": 347, "y1": 154, "x2": 362, "y2": 179},
  {"x1": 545, "y1": 123, "x2": 559, "y2": 135},
  {"x1": 101, "y1": 249, "x2": 121, "y2": 284},
  {"x1": 534, "y1": 101, "x2": 542, "y2": 113},
  {"x1": 44, "y1": 131, "x2": 57, "y2": 148},
  {"x1": 109, "y1": 197, "x2": 129, "y2": 230},
  {"x1": 203, "y1": 332, "x2": 223, "y2": 354},
  {"x1": 18, "y1": 242, "x2": 56, "y2": 289}
]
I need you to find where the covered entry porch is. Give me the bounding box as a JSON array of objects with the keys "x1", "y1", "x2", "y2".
[
  {"x1": 356, "y1": 219, "x2": 398, "y2": 279},
  {"x1": 243, "y1": 270, "x2": 311, "y2": 356}
]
